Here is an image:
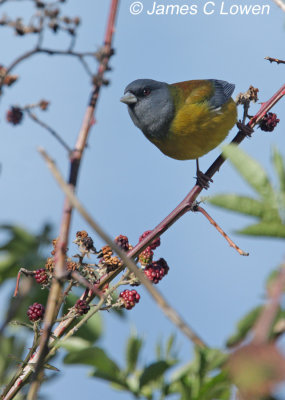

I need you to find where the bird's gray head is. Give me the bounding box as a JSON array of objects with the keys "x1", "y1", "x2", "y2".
[{"x1": 120, "y1": 79, "x2": 174, "y2": 140}]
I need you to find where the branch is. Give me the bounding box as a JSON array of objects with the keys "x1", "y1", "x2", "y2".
[
  {"x1": 25, "y1": 109, "x2": 72, "y2": 153},
  {"x1": 265, "y1": 56, "x2": 285, "y2": 65},
  {"x1": 39, "y1": 147, "x2": 207, "y2": 348},
  {"x1": 26, "y1": 0, "x2": 119, "y2": 398},
  {"x1": 271, "y1": 0, "x2": 285, "y2": 12},
  {"x1": 194, "y1": 205, "x2": 249, "y2": 256}
]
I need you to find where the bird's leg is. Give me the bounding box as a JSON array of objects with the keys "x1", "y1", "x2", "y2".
[
  {"x1": 195, "y1": 159, "x2": 213, "y2": 189},
  {"x1": 236, "y1": 120, "x2": 254, "y2": 137}
]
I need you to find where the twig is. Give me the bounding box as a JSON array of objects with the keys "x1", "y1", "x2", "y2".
[
  {"x1": 271, "y1": 0, "x2": 285, "y2": 12},
  {"x1": 70, "y1": 270, "x2": 104, "y2": 298},
  {"x1": 194, "y1": 205, "x2": 249, "y2": 256},
  {"x1": 25, "y1": 109, "x2": 72, "y2": 153},
  {"x1": 13, "y1": 268, "x2": 35, "y2": 297},
  {"x1": 39, "y1": 147, "x2": 207, "y2": 348},
  {"x1": 27, "y1": 1, "x2": 119, "y2": 398},
  {"x1": 0, "y1": 48, "x2": 100, "y2": 88},
  {"x1": 252, "y1": 262, "x2": 285, "y2": 344},
  {"x1": 265, "y1": 56, "x2": 285, "y2": 65}
]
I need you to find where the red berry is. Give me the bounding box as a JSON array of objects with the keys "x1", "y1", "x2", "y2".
[
  {"x1": 119, "y1": 289, "x2": 140, "y2": 310},
  {"x1": 139, "y1": 230, "x2": 160, "y2": 250},
  {"x1": 144, "y1": 258, "x2": 169, "y2": 284},
  {"x1": 6, "y1": 107, "x2": 23, "y2": 125},
  {"x1": 75, "y1": 299, "x2": 90, "y2": 315},
  {"x1": 34, "y1": 268, "x2": 49, "y2": 285},
  {"x1": 114, "y1": 235, "x2": 129, "y2": 251},
  {"x1": 259, "y1": 112, "x2": 280, "y2": 132},
  {"x1": 27, "y1": 303, "x2": 45, "y2": 322}
]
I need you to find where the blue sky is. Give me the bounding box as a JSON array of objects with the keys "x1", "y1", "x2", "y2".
[{"x1": 0, "y1": 0, "x2": 285, "y2": 399}]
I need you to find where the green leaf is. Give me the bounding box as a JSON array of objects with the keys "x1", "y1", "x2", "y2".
[
  {"x1": 208, "y1": 194, "x2": 279, "y2": 220},
  {"x1": 166, "y1": 334, "x2": 176, "y2": 358},
  {"x1": 272, "y1": 146, "x2": 285, "y2": 193},
  {"x1": 222, "y1": 145, "x2": 274, "y2": 199},
  {"x1": 64, "y1": 346, "x2": 120, "y2": 375},
  {"x1": 202, "y1": 348, "x2": 228, "y2": 371},
  {"x1": 91, "y1": 369, "x2": 129, "y2": 389},
  {"x1": 125, "y1": 335, "x2": 143, "y2": 374},
  {"x1": 0, "y1": 224, "x2": 51, "y2": 284},
  {"x1": 226, "y1": 306, "x2": 263, "y2": 347},
  {"x1": 139, "y1": 361, "x2": 173, "y2": 389},
  {"x1": 195, "y1": 371, "x2": 231, "y2": 400},
  {"x1": 60, "y1": 337, "x2": 91, "y2": 352},
  {"x1": 237, "y1": 222, "x2": 285, "y2": 238}
]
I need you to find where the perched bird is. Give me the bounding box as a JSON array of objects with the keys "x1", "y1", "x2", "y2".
[{"x1": 120, "y1": 78, "x2": 237, "y2": 187}]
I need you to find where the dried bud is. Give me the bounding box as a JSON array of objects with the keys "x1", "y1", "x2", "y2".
[
  {"x1": 100, "y1": 245, "x2": 113, "y2": 260},
  {"x1": 35, "y1": 1, "x2": 45, "y2": 8},
  {"x1": 66, "y1": 260, "x2": 78, "y2": 271},
  {"x1": 236, "y1": 85, "x2": 259, "y2": 105},
  {"x1": 62, "y1": 16, "x2": 71, "y2": 24},
  {"x1": 105, "y1": 256, "x2": 123, "y2": 272},
  {"x1": 73, "y1": 17, "x2": 81, "y2": 26},
  {"x1": 39, "y1": 99, "x2": 49, "y2": 110},
  {"x1": 51, "y1": 237, "x2": 68, "y2": 256},
  {"x1": 48, "y1": 20, "x2": 59, "y2": 33},
  {"x1": 45, "y1": 8, "x2": 60, "y2": 18},
  {"x1": 3, "y1": 74, "x2": 18, "y2": 87}
]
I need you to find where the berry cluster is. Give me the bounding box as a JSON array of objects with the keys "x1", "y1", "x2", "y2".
[
  {"x1": 75, "y1": 299, "x2": 90, "y2": 316},
  {"x1": 27, "y1": 303, "x2": 45, "y2": 322},
  {"x1": 137, "y1": 230, "x2": 169, "y2": 284},
  {"x1": 115, "y1": 235, "x2": 129, "y2": 251},
  {"x1": 34, "y1": 268, "x2": 49, "y2": 285},
  {"x1": 259, "y1": 112, "x2": 280, "y2": 132},
  {"x1": 6, "y1": 107, "x2": 23, "y2": 125},
  {"x1": 119, "y1": 289, "x2": 140, "y2": 310},
  {"x1": 139, "y1": 230, "x2": 160, "y2": 250},
  {"x1": 144, "y1": 258, "x2": 169, "y2": 284}
]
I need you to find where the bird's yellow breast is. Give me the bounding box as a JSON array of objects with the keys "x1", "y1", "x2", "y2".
[{"x1": 149, "y1": 81, "x2": 237, "y2": 160}]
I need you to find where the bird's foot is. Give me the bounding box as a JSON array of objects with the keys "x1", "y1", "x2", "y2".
[
  {"x1": 195, "y1": 170, "x2": 213, "y2": 190},
  {"x1": 236, "y1": 120, "x2": 254, "y2": 137}
]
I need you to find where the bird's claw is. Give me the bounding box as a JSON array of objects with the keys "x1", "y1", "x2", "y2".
[
  {"x1": 195, "y1": 170, "x2": 213, "y2": 190},
  {"x1": 236, "y1": 121, "x2": 254, "y2": 137}
]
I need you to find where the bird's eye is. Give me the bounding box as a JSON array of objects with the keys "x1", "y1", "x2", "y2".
[{"x1": 143, "y1": 88, "x2": 151, "y2": 96}]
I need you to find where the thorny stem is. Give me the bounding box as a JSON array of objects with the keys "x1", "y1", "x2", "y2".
[
  {"x1": 195, "y1": 206, "x2": 249, "y2": 256},
  {"x1": 25, "y1": 1, "x2": 120, "y2": 399},
  {"x1": 265, "y1": 56, "x2": 285, "y2": 65}
]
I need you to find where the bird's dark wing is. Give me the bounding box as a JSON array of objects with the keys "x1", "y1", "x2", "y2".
[{"x1": 208, "y1": 79, "x2": 235, "y2": 110}]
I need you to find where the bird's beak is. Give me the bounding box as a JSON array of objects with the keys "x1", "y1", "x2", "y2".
[{"x1": 120, "y1": 91, "x2": 137, "y2": 105}]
